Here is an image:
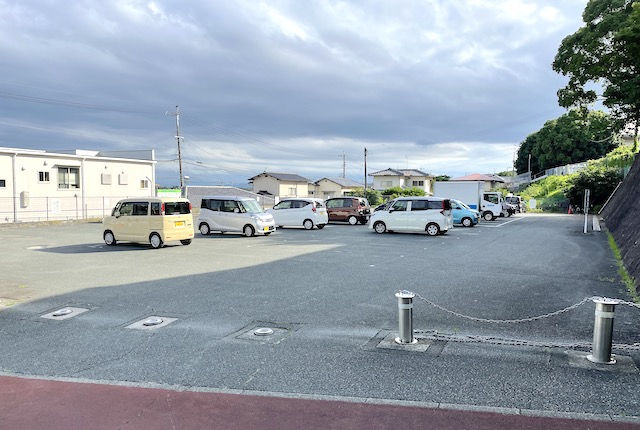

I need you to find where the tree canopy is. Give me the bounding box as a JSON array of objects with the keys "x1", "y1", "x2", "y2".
[
  {"x1": 553, "y1": 0, "x2": 640, "y2": 140},
  {"x1": 515, "y1": 110, "x2": 618, "y2": 174}
]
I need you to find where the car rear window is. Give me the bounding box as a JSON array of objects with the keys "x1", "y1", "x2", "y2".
[
  {"x1": 291, "y1": 200, "x2": 310, "y2": 209},
  {"x1": 314, "y1": 201, "x2": 325, "y2": 208},
  {"x1": 164, "y1": 201, "x2": 191, "y2": 215}
]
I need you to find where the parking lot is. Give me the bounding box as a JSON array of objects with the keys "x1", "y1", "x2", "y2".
[{"x1": 1, "y1": 213, "x2": 640, "y2": 420}]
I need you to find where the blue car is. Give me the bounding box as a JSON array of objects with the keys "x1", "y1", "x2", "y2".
[{"x1": 451, "y1": 199, "x2": 479, "y2": 227}]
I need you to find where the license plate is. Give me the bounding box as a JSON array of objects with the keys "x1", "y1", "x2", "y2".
[{"x1": 175, "y1": 221, "x2": 185, "y2": 227}]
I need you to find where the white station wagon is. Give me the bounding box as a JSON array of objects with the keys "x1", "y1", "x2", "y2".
[{"x1": 266, "y1": 198, "x2": 328, "y2": 230}]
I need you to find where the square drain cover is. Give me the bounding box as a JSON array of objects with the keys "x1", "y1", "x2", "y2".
[
  {"x1": 126, "y1": 316, "x2": 177, "y2": 330},
  {"x1": 41, "y1": 307, "x2": 89, "y2": 321},
  {"x1": 376, "y1": 332, "x2": 431, "y2": 352}
]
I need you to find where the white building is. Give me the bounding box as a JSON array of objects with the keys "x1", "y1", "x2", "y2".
[
  {"x1": 248, "y1": 172, "x2": 310, "y2": 199},
  {"x1": 369, "y1": 168, "x2": 434, "y2": 195},
  {"x1": 0, "y1": 147, "x2": 156, "y2": 223}
]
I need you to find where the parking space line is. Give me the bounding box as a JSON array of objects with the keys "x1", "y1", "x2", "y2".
[{"x1": 481, "y1": 218, "x2": 524, "y2": 227}]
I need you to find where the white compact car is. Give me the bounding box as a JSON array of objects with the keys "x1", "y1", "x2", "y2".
[
  {"x1": 197, "y1": 196, "x2": 275, "y2": 237},
  {"x1": 368, "y1": 197, "x2": 453, "y2": 236},
  {"x1": 266, "y1": 198, "x2": 328, "y2": 230}
]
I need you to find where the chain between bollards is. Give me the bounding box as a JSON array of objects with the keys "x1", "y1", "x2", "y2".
[{"x1": 392, "y1": 292, "x2": 637, "y2": 360}]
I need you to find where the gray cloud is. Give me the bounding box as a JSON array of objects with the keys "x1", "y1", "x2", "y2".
[{"x1": 0, "y1": 0, "x2": 588, "y2": 186}]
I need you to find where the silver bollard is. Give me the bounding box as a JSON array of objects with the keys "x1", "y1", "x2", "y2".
[
  {"x1": 587, "y1": 297, "x2": 619, "y2": 365},
  {"x1": 395, "y1": 290, "x2": 417, "y2": 344}
]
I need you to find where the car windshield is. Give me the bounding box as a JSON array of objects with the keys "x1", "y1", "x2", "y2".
[
  {"x1": 456, "y1": 200, "x2": 471, "y2": 210},
  {"x1": 239, "y1": 200, "x2": 264, "y2": 213}
]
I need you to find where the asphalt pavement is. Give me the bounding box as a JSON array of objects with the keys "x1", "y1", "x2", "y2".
[{"x1": 0, "y1": 213, "x2": 639, "y2": 429}]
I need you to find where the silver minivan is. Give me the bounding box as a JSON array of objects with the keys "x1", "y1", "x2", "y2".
[
  {"x1": 197, "y1": 196, "x2": 275, "y2": 237},
  {"x1": 368, "y1": 197, "x2": 453, "y2": 236}
]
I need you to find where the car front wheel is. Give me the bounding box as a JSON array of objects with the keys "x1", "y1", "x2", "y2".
[
  {"x1": 373, "y1": 221, "x2": 387, "y2": 234},
  {"x1": 243, "y1": 225, "x2": 255, "y2": 237},
  {"x1": 104, "y1": 231, "x2": 116, "y2": 246},
  {"x1": 426, "y1": 223, "x2": 440, "y2": 236}
]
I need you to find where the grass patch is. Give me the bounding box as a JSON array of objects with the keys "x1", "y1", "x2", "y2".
[{"x1": 607, "y1": 232, "x2": 639, "y2": 302}]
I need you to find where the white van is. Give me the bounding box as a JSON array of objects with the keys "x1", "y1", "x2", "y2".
[
  {"x1": 368, "y1": 197, "x2": 453, "y2": 236},
  {"x1": 197, "y1": 196, "x2": 275, "y2": 237},
  {"x1": 103, "y1": 197, "x2": 194, "y2": 249}
]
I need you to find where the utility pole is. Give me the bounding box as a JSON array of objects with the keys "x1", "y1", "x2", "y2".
[
  {"x1": 364, "y1": 147, "x2": 368, "y2": 192},
  {"x1": 169, "y1": 105, "x2": 184, "y2": 190},
  {"x1": 342, "y1": 153, "x2": 346, "y2": 178}
]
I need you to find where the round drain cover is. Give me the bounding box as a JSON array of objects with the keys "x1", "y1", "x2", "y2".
[
  {"x1": 143, "y1": 317, "x2": 164, "y2": 326},
  {"x1": 254, "y1": 327, "x2": 274, "y2": 336},
  {"x1": 52, "y1": 309, "x2": 73, "y2": 317}
]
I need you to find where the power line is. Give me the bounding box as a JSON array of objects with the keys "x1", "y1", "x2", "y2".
[
  {"x1": 0, "y1": 91, "x2": 160, "y2": 114},
  {"x1": 182, "y1": 114, "x2": 316, "y2": 156}
]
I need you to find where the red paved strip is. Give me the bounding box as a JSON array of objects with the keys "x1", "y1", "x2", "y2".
[{"x1": 1, "y1": 375, "x2": 638, "y2": 430}]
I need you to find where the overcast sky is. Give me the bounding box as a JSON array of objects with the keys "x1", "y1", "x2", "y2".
[{"x1": 1, "y1": 0, "x2": 589, "y2": 187}]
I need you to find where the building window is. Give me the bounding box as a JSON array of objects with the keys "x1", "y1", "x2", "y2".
[
  {"x1": 57, "y1": 167, "x2": 80, "y2": 189},
  {"x1": 381, "y1": 180, "x2": 393, "y2": 187},
  {"x1": 412, "y1": 180, "x2": 424, "y2": 187},
  {"x1": 39, "y1": 171, "x2": 50, "y2": 183},
  {"x1": 288, "y1": 187, "x2": 296, "y2": 195},
  {"x1": 140, "y1": 179, "x2": 149, "y2": 189},
  {"x1": 0, "y1": 179, "x2": 5, "y2": 188}
]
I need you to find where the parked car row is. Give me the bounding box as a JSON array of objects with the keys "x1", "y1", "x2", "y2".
[{"x1": 101, "y1": 193, "x2": 496, "y2": 248}]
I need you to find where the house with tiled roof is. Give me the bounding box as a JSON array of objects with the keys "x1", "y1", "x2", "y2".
[
  {"x1": 248, "y1": 172, "x2": 310, "y2": 199},
  {"x1": 313, "y1": 177, "x2": 363, "y2": 199},
  {"x1": 369, "y1": 168, "x2": 434, "y2": 195}
]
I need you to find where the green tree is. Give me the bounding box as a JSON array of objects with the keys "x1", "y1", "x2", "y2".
[
  {"x1": 380, "y1": 186, "x2": 426, "y2": 199},
  {"x1": 565, "y1": 165, "x2": 623, "y2": 208},
  {"x1": 553, "y1": 0, "x2": 640, "y2": 140},
  {"x1": 515, "y1": 110, "x2": 617, "y2": 174},
  {"x1": 350, "y1": 187, "x2": 383, "y2": 205},
  {"x1": 434, "y1": 175, "x2": 451, "y2": 181}
]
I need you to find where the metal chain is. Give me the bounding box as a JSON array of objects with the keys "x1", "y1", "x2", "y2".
[
  {"x1": 415, "y1": 331, "x2": 640, "y2": 351},
  {"x1": 614, "y1": 299, "x2": 640, "y2": 309},
  {"x1": 412, "y1": 293, "x2": 596, "y2": 324}
]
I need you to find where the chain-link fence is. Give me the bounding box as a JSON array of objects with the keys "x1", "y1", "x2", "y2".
[{"x1": 0, "y1": 196, "x2": 133, "y2": 223}]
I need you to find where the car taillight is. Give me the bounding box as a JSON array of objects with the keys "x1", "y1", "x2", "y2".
[
  {"x1": 189, "y1": 202, "x2": 192, "y2": 212},
  {"x1": 312, "y1": 206, "x2": 316, "y2": 212},
  {"x1": 161, "y1": 203, "x2": 165, "y2": 215}
]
